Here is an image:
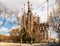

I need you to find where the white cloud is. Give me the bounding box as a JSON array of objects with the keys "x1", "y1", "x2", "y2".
[
  {"x1": 49, "y1": 27, "x2": 58, "y2": 39},
  {"x1": 0, "y1": 0, "x2": 56, "y2": 13},
  {"x1": 0, "y1": 0, "x2": 56, "y2": 23},
  {"x1": 0, "y1": 0, "x2": 47, "y2": 10},
  {"x1": 6, "y1": 33, "x2": 10, "y2": 36},
  {"x1": 0, "y1": 27, "x2": 9, "y2": 34},
  {"x1": 33, "y1": 10, "x2": 47, "y2": 23},
  {"x1": 0, "y1": 22, "x2": 3, "y2": 25},
  {"x1": 12, "y1": 25, "x2": 21, "y2": 29}
]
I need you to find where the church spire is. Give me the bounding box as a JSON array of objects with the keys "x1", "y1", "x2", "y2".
[
  {"x1": 24, "y1": 4, "x2": 26, "y2": 13},
  {"x1": 37, "y1": 15, "x2": 40, "y2": 24},
  {"x1": 21, "y1": 4, "x2": 26, "y2": 28},
  {"x1": 28, "y1": 0, "x2": 31, "y2": 12}
]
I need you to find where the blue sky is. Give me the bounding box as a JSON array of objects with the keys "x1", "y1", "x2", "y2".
[{"x1": 0, "y1": 0, "x2": 58, "y2": 38}]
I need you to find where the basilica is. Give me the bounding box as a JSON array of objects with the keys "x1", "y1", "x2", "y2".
[{"x1": 20, "y1": 0, "x2": 50, "y2": 43}]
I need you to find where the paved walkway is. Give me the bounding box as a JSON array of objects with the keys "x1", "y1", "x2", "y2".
[{"x1": 0, "y1": 42, "x2": 49, "y2": 46}]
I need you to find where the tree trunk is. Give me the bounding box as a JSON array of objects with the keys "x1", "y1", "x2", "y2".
[{"x1": 59, "y1": 33, "x2": 60, "y2": 43}]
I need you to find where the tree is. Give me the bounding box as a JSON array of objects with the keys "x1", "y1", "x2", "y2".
[
  {"x1": 0, "y1": 2, "x2": 19, "y2": 26},
  {"x1": 49, "y1": 0, "x2": 60, "y2": 43},
  {"x1": 9, "y1": 26, "x2": 21, "y2": 42}
]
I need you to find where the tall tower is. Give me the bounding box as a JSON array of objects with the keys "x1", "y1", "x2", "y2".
[
  {"x1": 21, "y1": 4, "x2": 26, "y2": 29},
  {"x1": 27, "y1": 0, "x2": 33, "y2": 34},
  {"x1": 28, "y1": 0, "x2": 31, "y2": 12},
  {"x1": 37, "y1": 15, "x2": 40, "y2": 31},
  {"x1": 37, "y1": 15, "x2": 40, "y2": 24}
]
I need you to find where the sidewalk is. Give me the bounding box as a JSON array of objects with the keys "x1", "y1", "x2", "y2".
[{"x1": 0, "y1": 42, "x2": 49, "y2": 46}]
